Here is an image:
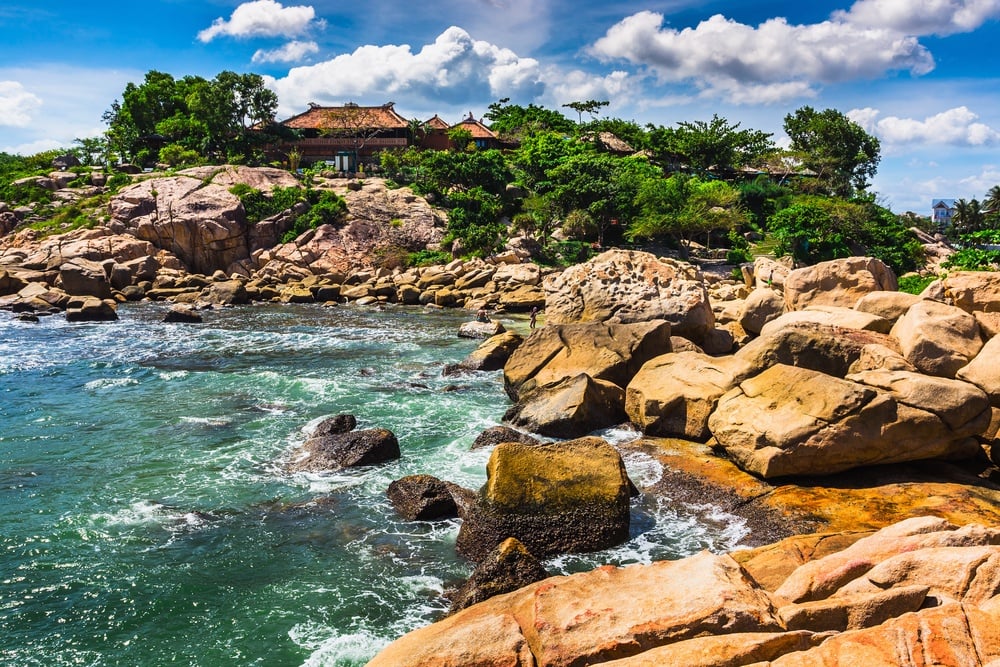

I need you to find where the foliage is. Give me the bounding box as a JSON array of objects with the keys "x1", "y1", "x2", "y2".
[
  {"x1": 738, "y1": 176, "x2": 790, "y2": 229},
  {"x1": 443, "y1": 186, "x2": 505, "y2": 256},
  {"x1": 406, "y1": 249, "x2": 453, "y2": 267},
  {"x1": 28, "y1": 204, "x2": 97, "y2": 235},
  {"x1": 105, "y1": 172, "x2": 133, "y2": 192},
  {"x1": 768, "y1": 200, "x2": 849, "y2": 264},
  {"x1": 484, "y1": 98, "x2": 575, "y2": 139},
  {"x1": 783, "y1": 106, "x2": 880, "y2": 197},
  {"x1": 509, "y1": 131, "x2": 587, "y2": 191},
  {"x1": 949, "y1": 198, "x2": 986, "y2": 238},
  {"x1": 158, "y1": 143, "x2": 202, "y2": 168},
  {"x1": 446, "y1": 127, "x2": 474, "y2": 151},
  {"x1": 412, "y1": 149, "x2": 511, "y2": 198},
  {"x1": 646, "y1": 114, "x2": 774, "y2": 175},
  {"x1": 726, "y1": 229, "x2": 752, "y2": 264},
  {"x1": 627, "y1": 173, "x2": 746, "y2": 258},
  {"x1": 562, "y1": 100, "x2": 609, "y2": 124},
  {"x1": 231, "y1": 184, "x2": 307, "y2": 223},
  {"x1": 103, "y1": 69, "x2": 278, "y2": 165},
  {"x1": 942, "y1": 247, "x2": 1000, "y2": 271},
  {"x1": 897, "y1": 274, "x2": 936, "y2": 295},
  {"x1": 536, "y1": 240, "x2": 595, "y2": 267}
]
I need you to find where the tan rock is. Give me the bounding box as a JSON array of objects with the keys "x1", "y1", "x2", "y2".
[
  {"x1": 625, "y1": 351, "x2": 754, "y2": 440},
  {"x1": 759, "y1": 307, "x2": 891, "y2": 336},
  {"x1": 502, "y1": 320, "x2": 671, "y2": 401},
  {"x1": 542, "y1": 249, "x2": 714, "y2": 342},
  {"x1": 457, "y1": 331, "x2": 524, "y2": 372},
  {"x1": 588, "y1": 631, "x2": 818, "y2": 667},
  {"x1": 777, "y1": 584, "x2": 927, "y2": 632},
  {"x1": 496, "y1": 283, "x2": 545, "y2": 312},
  {"x1": 57, "y1": 258, "x2": 112, "y2": 299},
  {"x1": 957, "y1": 334, "x2": 1000, "y2": 407},
  {"x1": 738, "y1": 286, "x2": 786, "y2": 335},
  {"x1": 847, "y1": 369, "x2": 991, "y2": 435},
  {"x1": 835, "y1": 546, "x2": 1000, "y2": 605},
  {"x1": 512, "y1": 552, "x2": 782, "y2": 666},
  {"x1": 774, "y1": 518, "x2": 1000, "y2": 603},
  {"x1": 845, "y1": 343, "x2": 917, "y2": 374},
  {"x1": 783, "y1": 257, "x2": 897, "y2": 312},
  {"x1": 503, "y1": 373, "x2": 626, "y2": 439},
  {"x1": 941, "y1": 270, "x2": 1000, "y2": 314},
  {"x1": 753, "y1": 256, "x2": 792, "y2": 290},
  {"x1": 769, "y1": 603, "x2": 1000, "y2": 667},
  {"x1": 735, "y1": 321, "x2": 899, "y2": 379},
  {"x1": 891, "y1": 299, "x2": 984, "y2": 378},
  {"x1": 853, "y1": 290, "x2": 921, "y2": 323}
]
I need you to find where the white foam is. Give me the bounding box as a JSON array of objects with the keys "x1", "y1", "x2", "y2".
[
  {"x1": 292, "y1": 624, "x2": 389, "y2": 667},
  {"x1": 83, "y1": 377, "x2": 139, "y2": 391}
]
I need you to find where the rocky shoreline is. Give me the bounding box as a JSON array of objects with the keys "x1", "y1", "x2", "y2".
[{"x1": 4, "y1": 165, "x2": 1000, "y2": 666}]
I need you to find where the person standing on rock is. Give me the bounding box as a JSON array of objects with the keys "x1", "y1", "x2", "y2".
[{"x1": 529, "y1": 307, "x2": 539, "y2": 329}]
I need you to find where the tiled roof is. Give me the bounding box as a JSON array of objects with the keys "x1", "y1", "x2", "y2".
[
  {"x1": 281, "y1": 103, "x2": 409, "y2": 130},
  {"x1": 453, "y1": 113, "x2": 497, "y2": 139},
  {"x1": 424, "y1": 115, "x2": 450, "y2": 130}
]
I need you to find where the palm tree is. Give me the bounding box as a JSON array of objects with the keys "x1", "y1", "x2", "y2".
[
  {"x1": 983, "y1": 185, "x2": 1000, "y2": 214},
  {"x1": 952, "y1": 198, "x2": 985, "y2": 237}
]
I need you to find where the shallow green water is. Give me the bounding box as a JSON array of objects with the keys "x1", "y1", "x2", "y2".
[{"x1": 0, "y1": 303, "x2": 746, "y2": 666}]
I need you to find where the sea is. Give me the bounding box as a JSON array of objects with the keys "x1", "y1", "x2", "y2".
[{"x1": 0, "y1": 302, "x2": 749, "y2": 666}]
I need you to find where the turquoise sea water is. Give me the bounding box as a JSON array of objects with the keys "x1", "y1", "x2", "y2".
[{"x1": 1, "y1": 303, "x2": 748, "y2": 666}]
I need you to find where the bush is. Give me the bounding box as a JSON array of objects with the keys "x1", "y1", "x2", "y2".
[
  {"x1": 278, "y1": 189, "x2": 348, "y2": 244},
  {"x1": 406, "y1": 249, "x2": 452, "y2": 267},
  {"x1": 105, "y1": 172, "x2": 132, "y2": 192},
  {"x1": 897, "y1": 274, "x2": 936, "y2": 294},
  {"x1": 158, "y1": 143, "x2": 201, "y2": 168}
]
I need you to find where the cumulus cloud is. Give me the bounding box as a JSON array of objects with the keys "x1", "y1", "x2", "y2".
[
  {"x1": 589, "y1": 10, "x2": 935, "y2": 104},
  {"x1": 267, "y1": 26, "x2": 543, "y2": 115},
  {"x1": 539, "y1": 69, "x2": 639, "y2": 111},
  {"x1": 252, "y1": 40, "x2": 319, "y2": 63},
  {"x1": 198, "y1": 0, "x2": 322, "y2": 42},
  {"x1": 0, "y1": 80, "x2": 42, "y2": 127},
  {"x1": 850, "y1": 106, "x2": 1000, "y2": 146},
  {"x1": 835, "y1": 0, "x2": 1000, "y2": 36}
]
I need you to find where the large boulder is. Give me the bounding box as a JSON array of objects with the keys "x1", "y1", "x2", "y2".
[
  {"x1": 503, "y1": 373, "x2": 627, "y2": 439},
  {"x1": 502, "y1": 319, "x2": 671, "y2": 402},
  {"x1": 542, "y1": 249, "x2": 714, "y2": 343},
  {"x1": 65, "y1": 296, "x2": 118, "y2": 322},
  {"x1": 57, "y1": 258, "x2": 112, "y2": 299},
  {"x1": 386, "y1": 474, "x2": 459, "y2": 521},
  {"x1": 287, "y1": 428, "x2": 399, "y2": 472},
  {"x1": 738, "y1": 286, "x2": 786, "y2": 335},
  {"x1": 890, "y1": 299, "x2": 983, "y2": 378},
  {"x1": 853, "y1": 290, "x2": 922, "y2": 324},
  {"x1": 625, "y1": 351, "x2": 754, "y2": 440},
  {"x1": 708, "y1": 364, "x2": 982, "y2": 478},
  {"x1": 940, "y1": 271, "x2": 1000, "y2": 314},
  {"x1": 448, "y1": 537, "x2": 549, "y2": 614},
  {"x1": 200, "y1": 279, "x2": 250, "y2": 306},
  {"x1": 735, "y1": 321, "x2": 900, "y2": 379},
  {"x1": 957, "y1": 334, "x2": 1000, "y2": 407},
  {"x1": 452, "y1": 331, "x2": 524, "y2": 373},
  {"x1": 760, "y1": 307, "x2": 892, "y2": 335},
  {"x1": 783, "y1": 257, "x2": 897, "y2": 311},
  {"x1": 469, "y1": 425, "x2": 541, "y2": 450},
  {"x1": 455, "y1": 437, "x2": 633, "y2": 561}
]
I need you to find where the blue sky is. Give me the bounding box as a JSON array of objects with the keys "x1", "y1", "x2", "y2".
[{"x1": 1, "y1": 0, "x2": 999, "y2": 214}]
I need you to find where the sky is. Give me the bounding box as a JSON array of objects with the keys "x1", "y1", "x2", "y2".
[{"x1": 1, "y1": 0, "x2": 999, "y2": 214}]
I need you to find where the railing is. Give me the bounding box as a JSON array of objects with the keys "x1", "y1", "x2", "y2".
[{"x1": 296, "y1": 137, "x2": 409, "y2": 148}]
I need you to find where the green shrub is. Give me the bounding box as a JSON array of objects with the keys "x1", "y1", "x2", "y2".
[
  {"x1": 105, "y1": 172, "x2": 132, "y2": 192},
  {"x1": 942, "y1": 247, "x2": 1000, "y2": 271},
  {"x1": 406, "y1": 249, "x2": 452, "y2": 267},
  {"x1": 897, "y1": 274, "x2": 936, "y2": 294}
]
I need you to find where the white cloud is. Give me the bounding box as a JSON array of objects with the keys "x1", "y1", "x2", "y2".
[
  {"x1": 588, "y1": 10, "x2": 934, "y2": 104},
  {"x1": 198, "y1": 0, "x2": 322, "y2": 42},
  {"x1": 850, "y1": 106, "x2": 1000, "y2": 146},
  {"x1": 0, "y1": 80, "x2": 42, "y2": 127},
  {"x1": 539, "y1": 69, "x2": 639, "y2": 111},
  {"x1": 252, "y1": 40, "x2": 319, "y2": 64},
  {"x1": 835, "y1": 0, "x2": 1000, "y2": 36},
  {"x1": 267, "y1": 26, "x2": 543, "y2": 116}
]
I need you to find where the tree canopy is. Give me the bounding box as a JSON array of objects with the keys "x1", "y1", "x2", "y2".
[{"x1": 783, "y1": 106, "x2": 880, "y2": 197}]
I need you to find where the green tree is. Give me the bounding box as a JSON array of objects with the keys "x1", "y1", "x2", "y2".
[
  {"x1": 484, "y1": 98, "x2": 574, "y2": 139},
  {"x1": 562, "y1": 99, "x2": 609, "y2": 124},
  {"x1": 646, "y1": 115, "x2": 774, "y2": 175},
  {"x1": 783, "y1": 106, "x2": 881, "y2": 197},
  {"x1": 509, "y1": 130, "x2": 587, "y2": 192},
  {"x1": 951, "y1": 198, "x2": 985, "y2": 237}
]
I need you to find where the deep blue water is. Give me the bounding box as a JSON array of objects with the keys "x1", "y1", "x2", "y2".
[{"x1": 0, "y1": 303, "x2": 746, "y2": 666}]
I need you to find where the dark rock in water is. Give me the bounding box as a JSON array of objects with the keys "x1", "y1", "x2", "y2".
[
  {"x1": 312, "y1": 414, "x2": 357, "y2": 437},
  {"x1": 470, "y1": 425, "x2": 541, "y2": 450},
  {"x1": 289, "y1": 428, "x2": 399, "y2": 472},
  {"x1": 387, "y1": 474, "x2": 459, "y2": 521},
  {"x1": 163, "y1": 304, "x2": 203, "y2": 323},
  {"x1": 448, "y1": 537, "x2": 548, "y2": 614},
  {"x1": 443, "y1": 482, "x2": 476, "y2": 519},
  {"x1": 65, "y1": 297, "x2": 118, "y2": 322},
  {"x1": 16, "y1": 312, "x2": 39, "y2": 323},
  {"x1": 456, "y1": 437, "x2": 632, "y2": 562}
]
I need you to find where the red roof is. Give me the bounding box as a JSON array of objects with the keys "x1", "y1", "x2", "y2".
[
  {"x1": 281, "y1": 103, "x2": 409, "y2": 131},
  {"x1": 424, "y1": 115, "x2": 450, "y2": 130},
  {"x1": 453, "y1": 113, "x2": 497, "y2": 139}
]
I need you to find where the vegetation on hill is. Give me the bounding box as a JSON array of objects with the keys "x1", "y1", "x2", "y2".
[{"x1": 4, "y1": 69, "x2": 1000, "y2": 273}]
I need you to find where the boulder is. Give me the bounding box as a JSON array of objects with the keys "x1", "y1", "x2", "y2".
[
  {"x1": 65, "y1": 297, "x2": 118, "y2": 322},
  {"x1": 287, "y1": 428, "x2": 399, "y2": 472},
  {"x1": 891, "y1": 299, "x2": 983, "y2": 378},
  {"x1": 853, "y1": 290, "x2": 921, "y2": 323},
  {"x1": 625, "y1": 351, "x2": 754, "y2": 440},
  {"x1": 708, "y1": 364, "x2": 982, "y2": 479},
  {"x1": 736, "y1": 321, "x2": 900, "y2": 378},
  {"x1": 457, "y1": 319, "x2": 505, "y2": 339},
  {"x1": 469, "y1": 425, "x2": 541, "y2": 450},
  {"x1": 448, "y1": 537, "x2": 549, "y2": 614},
  {"x1": 0, "y1": 270, "x2": 29, "y2": 296},
  {"x1": 753, "y1": 256, "x2": 792, "y2": 290},
  {"x1": 201, "y1": 279, "x2": 250, "y2": 306},
  {"x1": 453, "y1": 331, "x2": 523, "y2": 372},
  {"x1": 386, "y1": 474, "x2": 459, "y2": 521},
  {"x1": 57, "y1": 258, "x2": 112, "y2": 299},
  {"x1": 311, "y1": 414, "x2": 357, "y2": 437},
  {"x1": 594, "y1": 631, "x2": 818, "y2": 667},
  {"x1": 940, "y1": 270, "x2": 1000, "y2": 314},
  {"x1": 542, "y1": 249, "x2": 714, "y2": 343},
  {"x1": 162, "y1": 304, "x2": 203, "y2": 323},
  {"x1": 776, "y1": 585, "x2": 928, "y2": 633},
  {"x1": 760, "y1": 306, "x2": 891, "y2": 335},
  {"x1": 784, "y1": 257, "x2": 897, "y2": 311},
  {"x1": 503, "y1": 319, "x2": 671, "y2": 402},
  {"x1": 504, "y1": 373, "x2": 626, "y2": 439},
  {"x1": 455, "y1": 437, "x2": 633, "y2": 561},
  {"x1": 496, "y1": 283, "x2": 545, "y2": 312},
  {"x1": 957, "y1": 334, "x2": 1000, "y2": 406},
  {"x1": 738, "y1": 286, "x2": 786, "y2": 335}
]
